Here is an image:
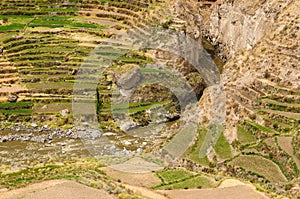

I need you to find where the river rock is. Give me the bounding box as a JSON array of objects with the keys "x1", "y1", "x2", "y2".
[
  {"x1": 120, "y1": 120, "x2": 138, "y2": 131},
  {"x1": 60, "y1": 109, "x2": 69, "y2": 116},
  {"x1": 103, "y1": 132, "x2": 116, "y2": 136},
  {"x1": 31, "y1": 123, "x2": 38, "y2": 128}
]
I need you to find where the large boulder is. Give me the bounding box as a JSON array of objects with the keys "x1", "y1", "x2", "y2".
[{"x1": 7, "y1": 94, "x2": 18, "y2": 102}]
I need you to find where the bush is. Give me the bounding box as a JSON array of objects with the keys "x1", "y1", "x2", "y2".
[
  {"x1": 162, "y1": 20, "x2": 173, "y2": 29},
  {"x1": 3, "y1": 17, "x2": 8, "y2": 23}
]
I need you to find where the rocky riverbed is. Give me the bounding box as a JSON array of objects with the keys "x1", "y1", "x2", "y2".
[{"x1": 0, "y1": 121, "x2": 174, "y2": 170}]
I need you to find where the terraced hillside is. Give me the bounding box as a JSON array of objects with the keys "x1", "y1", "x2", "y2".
[
  {"x1": 0, "y1": 0, "x2": 174, "y2": 126},
  {"x1": 0, "y1": 0, "x2": 299, "y2": 198},
  {"x1": 185, "y1": 0, "x2": 300, "y2": 197}
]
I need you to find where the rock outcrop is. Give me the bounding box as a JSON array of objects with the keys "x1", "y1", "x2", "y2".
[
  {"x1": 7, "y1": 94, "x2": 18, "y2": 102},
  {"x1": 203, "y1": 0, "x2": 293, "y2": 57}
]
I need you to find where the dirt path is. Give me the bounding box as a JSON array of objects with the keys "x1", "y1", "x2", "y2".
[
  {"x1": 0, "y1": 180, "x2": 116, "y2": 199},
  {"x1": 124, "y1": 184, "x2": 168, "y2": 199}
]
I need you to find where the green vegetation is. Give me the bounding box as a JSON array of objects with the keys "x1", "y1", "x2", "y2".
[
  {"x1": 156, "y1": 169, "x2": 195, "y2": 184},
  {"x1": 103, "y1": 101, "x2": 171, "y2": 114},
  {"x1": 0, "y1": 101, "x2": 32, "y2": 109},
  {"x1": 0, "y1": 23, "x2": 25, "y2": 31},
  {"x1": 156, "y1": 175, "x2": 216, "y2": 190},
  {"x1": 0, "y1": 102, "x2": 32, "y2": 120},
  {"x1": 214, "y1": 132, "x2": 232, "y2": 159},
  {"x1": 0, "y1": 158, "x2": 105, "y2": 189},
  {"x1": 187, "y1": 128, "x2": 211, "y2": 166},
  {"x1": 29, "y1": 16, "x2": 106, "y2": 29},
  {"x1": 237, "y1": 125, "x2": 257, "y2": 144},
  {"x1": 154, "y1": 168, "x2": 217, "y2": 190},
  {"x1": 0, "y1": 0, "x2": 162, "y2": 127},
  {"x1": 244, "y1": 120, "x2": 276, "y2": 134}
]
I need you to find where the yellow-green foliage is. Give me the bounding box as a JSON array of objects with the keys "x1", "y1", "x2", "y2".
[
  {"x1": 229, "y1": 155, "x2": 287, "y2": 183},
  {"x1": 214, "y1": 132, "x2": 232, "y2": 159}
]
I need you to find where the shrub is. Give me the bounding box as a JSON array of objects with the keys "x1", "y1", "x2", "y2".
[{"x1": 3, "y1": 17, "x2": 8, "y2": 23}]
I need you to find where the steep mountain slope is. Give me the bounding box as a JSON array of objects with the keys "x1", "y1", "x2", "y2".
[{"x1": 190, "y1": 0, "x2": 299, "y2": 197}]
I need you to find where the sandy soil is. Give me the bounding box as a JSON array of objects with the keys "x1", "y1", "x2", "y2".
[
  {"x1": 264, "y1": 138, "x2": 276, "y2": 147},
  {"x1": 0, "y1": 177, "x2": 271, "y2": 199},
  {"x1": 0, "y1": 180, "x2": 116, "y2": 199},
  {"x1": 158, "y1": 179, "x2": 270, "y2": 199},
  {"x1": 108, "y1": 157, "x2": 164, "y2": 173},
  {"x1": 123, "y1": 184, "x2": 168, "y2": 199},
  {"x1": 0, "y1": 85, "x2": 26, "y2": 93},
  {"x1": 100, "y1": 167, "x2": 161, "y2": 187}
]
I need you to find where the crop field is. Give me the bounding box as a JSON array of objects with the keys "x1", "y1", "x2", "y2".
[
  {"x1": 154, "y1": 169, "x2": 217, "y2": 190},
  {"x1": 237, "y1": 125, "x2": 257, "y2": 144},
  {"x1": 229, "y1": 155, "x2": 287, "y2": 183}
]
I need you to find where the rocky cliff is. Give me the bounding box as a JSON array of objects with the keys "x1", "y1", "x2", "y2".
[{"x1": 203, "y1": 0, "x2": 293, "y2": 57}]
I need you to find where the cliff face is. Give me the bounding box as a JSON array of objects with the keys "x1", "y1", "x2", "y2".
[
  {"x1": 172, "y1": 0, "x2": 299, "y2": 141},
  {"x1": 203, "y1": 0, "x2": 293, "y2": 57},
  {"x1": 171, "y1": 0, "x2": 203, "y2": 41},
  {"x1": 221, "y1": 0, "x2": 300, "y2": 140}
]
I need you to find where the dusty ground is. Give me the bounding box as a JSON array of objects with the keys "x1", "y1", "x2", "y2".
[
  {"x1": 100, "y1": 167, "x2": 161, "y2": 187},
  {"x1": 0, "y1": 180, "x2": 116, "y2": 199},
  {"x1": 158, "y1": 179, "x2": 270, "y2": 199},
  {"x1": 108, "y1": 157, "x2": 164, "y2": 173},
  {"x1": 0, "y1": 177, "x2": 271, "y2": 199}
]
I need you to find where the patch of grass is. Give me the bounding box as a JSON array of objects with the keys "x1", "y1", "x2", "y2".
[
  {"x1": 116, "y1": 55, "x2": 152, "y2": 65},
  {"x1": 0, "y1": 159, "x2": 105, "y2": 189},
  {"x1": 101, "y1": 101, "x2": 170, "y2": 114},
  {"x1": 0, "y1": 109, "x2": 32, "y2": 115},
  {"x1": 156, "y1": 169, "x2": 194, "y2": 184},
  {"x1": 0, "y1": 101, "x2": 32, "y2": 117},
  {"x1": 0, "y1": 23, "x2": 25, "y2": 31},
  {"x1": 214, "y1": 132, "x2": 232, "y2": 159},
  {"x1": 244, "y1": 120, "x2": 276, "y2": 134},
  {"x1": 187, "y1": 129, "x2": 211, "y2": 166},
  {"x1": 0, "y1": 15, "x2": 34, "y2": 24},
  {"x1": 157, "y1": 175, "x2": 216, "y2": 190},
  {"x1": 237, "y1": 125, "x2": 257, "y2": 144},
  {"x1": 29, "y1": 16, "x2": 105, "y2": 29},
  {"x1": 26, "y1": 82, "x2": 74, "y2": 90},
  {"x1": 0, "y1": 101, "x2": 32, "y2": 109}
]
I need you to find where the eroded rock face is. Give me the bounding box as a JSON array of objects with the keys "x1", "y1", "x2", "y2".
[
  {"x1": 204, "y1": 0, "x2": 292, "y2": 57},
  {"x1": 171, "y1": 0, "x2": 203, "y2": 41},
  {"x1": 220, "y1": 0, "x2": 300, "y2": 141},
  {"x1": 116, "y1": 66, "x2": 141, "y2": 90}
]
